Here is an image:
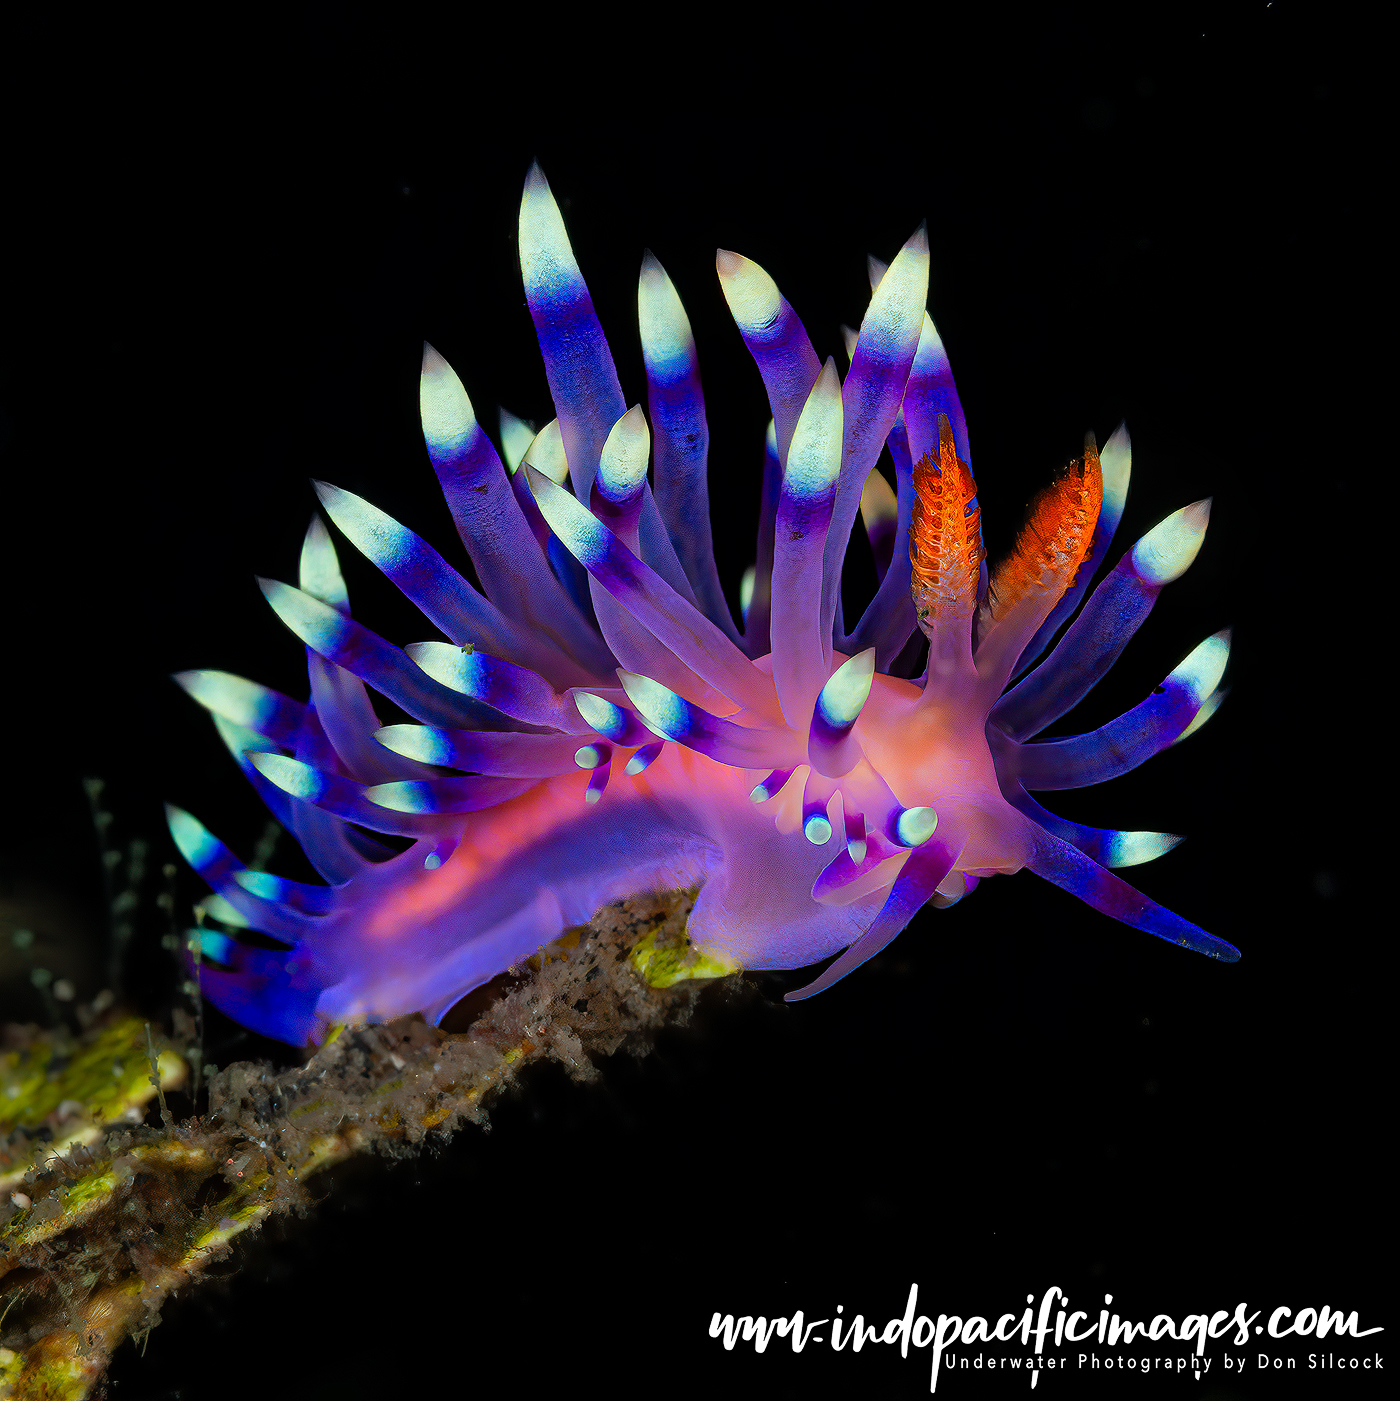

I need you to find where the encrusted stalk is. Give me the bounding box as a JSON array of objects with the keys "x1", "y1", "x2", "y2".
[{"x1": 0, "y1": 889, "x2": 727, "y2": 1400}]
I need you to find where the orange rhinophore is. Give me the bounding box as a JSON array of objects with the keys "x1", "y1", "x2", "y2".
[
  {"x1": 983, "y1": 433, "x2": 1103, "y2": 635},
  {"x1": 910, "y1": 412, "x2": 985, "y2": 643}
]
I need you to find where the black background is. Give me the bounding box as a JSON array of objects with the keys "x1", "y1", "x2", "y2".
[{"x1": 1, "y1": 5, "x2": 1382, "y2": 1399}]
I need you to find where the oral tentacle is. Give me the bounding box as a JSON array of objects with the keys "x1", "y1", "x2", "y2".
[{"x1": 788, "y1": 833, "x2": 963, "y2": 1000}]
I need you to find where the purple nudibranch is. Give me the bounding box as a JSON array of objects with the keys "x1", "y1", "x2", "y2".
[{"x1": 168, "y1": 165, "x2": 1235, "y2": 1045}]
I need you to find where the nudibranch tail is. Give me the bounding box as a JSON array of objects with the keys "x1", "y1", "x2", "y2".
[{"x1": 170, "y1": 165, "x2": 1236, "y2": 1046}]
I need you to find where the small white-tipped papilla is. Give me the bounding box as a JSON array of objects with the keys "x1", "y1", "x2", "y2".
[
  {"x1": 572, "y1": 691, "x2": 625, "y2": 739},
  {"x1": 419, "y1": 343, "x2": 477, "y2": 459},
  {"x1": 523, "y1": 463, "x2": 608, "y2": 568},
  {"x1": 519, "y1": 162, "x2": 585, "y2": 302},
  {"x1": 299, "y1": 515, "x2": 349, "y2": 612},
  {"x1": 498, "y1": 407, "x2": 535, "y2": 474},
  {"x1": 909, "y1": 311, "x2": 952, "y2": 377},
  {"x1": 638, "y1": 252, "x2": 697, "y2": 384},
  {"x1": 784, "y1": 358, "x2": 844, "y2": 502},
  {"x1": 363, "y1": 781, "x2": 434, "y2": 815},
  {"x1": 841, "y1": 796, "x2": 868, "y2": 865},
  {"x1": 174, "y1": 670, "x2": 287, "y2": 735},
  {"x1": 260, "y1": 577, "x2": 355, "y2": 656},
  {"x1": 405, "y1": 641, "x2": 472, "y2": 692},
  {"x1": 749, "y1": 766, "x2": 795, "y2": 803},
  {"x1": 248, "y1": 751, "x2": 327, "y2": 803},
  {"x1": 739, "y1": 565, "x2": 756, "y2": 622},
  {"x1": 616, "y1": 670, "x2": 687, "y2": 740},
  {"x1": 624, "y1": 743, "x2": 662, "y2": 776},
  {"x1": 1132, "y1": 499, "x2": 1212, "y2": 585},
  {"x1": 1174, "y1": 686, "x2": 1227, "y2": 745},
  {"x1": 312, "y1": 483, "x2": 416, "y2": 574},
  {"x1": 203, "y1": 894, "x2": 249, "y2": 929},
  {"x1": 424, "y1": 838, "x2": 458, "y2": 871},
  {"x1": 859, "y1": 467, "x2": 898, "y2": 533},
  {"x1": 521, "y1": 420, "x2": 570, "y2": 485},
  {"x1": 1099, "y1": 422, "x2": 1131, "y2": 520},
  {"x1": 1106, "y1": 830, "x2": 1184, "y2": 868},
  {"x1": 374, "y1": 724, "x2": 448, "y2": 765},
  {"x1": 866, "y1": 254, "x2": 888, "y2": 293},
  {"x1": 165, "y1": 804, "x2": 222, "y2": 872},
  {"x1": 854, "y1": 224, "x2": 928, "y2": 363},
  {"x1": 716, "y1": 249, "x2": 783, "y2": 334},
  {"x1": 1171, "y1": 629, "x2": 1232, "y2": 703},
  {"x1": 815, "y1": 649, "x2": 876, "y2": 729},
  {"x1": 892, "y1": 805, "x2": 938, "y2": 848},
  {"x1": 198, "y1": 928, "x2": 237, "y2": 960},
  {"x1": 595, "y1": 406, "x2": 651, "y2": 504}
]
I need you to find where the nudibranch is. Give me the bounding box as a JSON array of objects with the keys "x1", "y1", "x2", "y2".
[{"x1": 168, "y1": 165, "x2": 1237, "y2": 1045}]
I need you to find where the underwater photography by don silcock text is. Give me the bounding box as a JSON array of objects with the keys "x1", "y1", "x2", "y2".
[{"x1": 0, "y1": 9, "x2": 1384, "y2": 1400}]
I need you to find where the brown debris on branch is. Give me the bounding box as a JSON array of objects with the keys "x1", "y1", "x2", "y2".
[{"x1": 0, "y1": 888, "x2": 730, "y2": 1400}]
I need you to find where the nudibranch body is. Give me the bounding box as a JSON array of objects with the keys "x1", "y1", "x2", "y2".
[{"x1": 169, "y1": 165, "x2": 1236, "y2": 1045}]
